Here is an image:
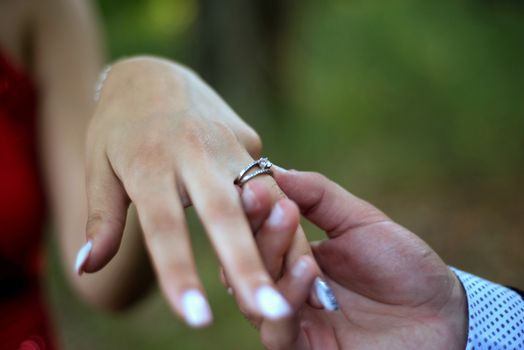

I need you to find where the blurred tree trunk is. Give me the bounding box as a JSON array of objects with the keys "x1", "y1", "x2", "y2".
[{"x1": 194, "y1": 0, "x2": 295, "y2": 118}]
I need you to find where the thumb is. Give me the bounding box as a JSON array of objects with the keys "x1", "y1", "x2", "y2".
[
  {"x1": 310, "y1": 239, "x2": 350, "y2": 288},
  {"x1": 273, "y1": 169, "x2": 387, "y2": 238},
  {"x1": 78, "y1": 154, "x2": 129, "y2": 274}
]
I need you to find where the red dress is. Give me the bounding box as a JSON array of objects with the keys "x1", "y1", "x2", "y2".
[{"x1": 0, "y1": 52, "x2": 56, "y2": 349}]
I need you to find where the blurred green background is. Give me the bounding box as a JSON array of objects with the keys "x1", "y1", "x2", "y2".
[{"x1": 45, "y1": 0, "x2": 524, "y2": 348}]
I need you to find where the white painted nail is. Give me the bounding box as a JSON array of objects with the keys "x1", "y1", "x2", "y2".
[
  {"x1": 74, "y1": 240, "x2": 93, "y2": 275},
  {"x1": 181, "y1": 289, "x2": 212, "y2": 328},
  {"x1": 255, "y1": 286, "x2": 291, "y2": 320},
  {"x1": 291, "y1": 257, "x2": 309, "y2": 278},
  {"x1": 314, "y1": 277, "x2": 339, "y2": 311},
  {"x1": 267, "y1": 203, "x2": 285, "y2": 227}
]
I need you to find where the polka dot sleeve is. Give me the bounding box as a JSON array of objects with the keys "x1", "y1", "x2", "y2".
[{"x1": 450, "y1": 267, "x2": 524, "y2": 350}]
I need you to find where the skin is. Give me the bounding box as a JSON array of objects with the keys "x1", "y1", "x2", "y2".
[
  {"x1": 1, "y1": 0, "x2": 317, "y2": 325},
  {"x1": 241, "y1": 169, "x2": 468, "y2": 350},
  {"x1": 84, "y1": 57, "x2": 319, "y2": 322}
]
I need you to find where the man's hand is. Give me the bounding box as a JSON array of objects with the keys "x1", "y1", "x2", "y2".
[{"x1": 242, "y1": 169, "x2": 468, "y2": 350}]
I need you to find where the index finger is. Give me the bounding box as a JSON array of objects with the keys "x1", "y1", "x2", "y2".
[{"x1": 246, "y1": 175, "x2": 316, "y2": 276}]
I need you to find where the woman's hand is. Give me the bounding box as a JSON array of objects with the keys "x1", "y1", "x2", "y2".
[
  {"x1": 242, "y1": 169, "x2": 468, "y2": 350},
  {"x1": 77, "y1": 56, "x2": 305, "y2": 327}
]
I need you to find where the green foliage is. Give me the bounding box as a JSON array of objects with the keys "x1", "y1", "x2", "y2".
[
  {"x1": 284, "y1": 0, "x2": 524, "y2": 190},
  {"x1": 97, "y1": 0, "x2": 197, "y2": 59}
]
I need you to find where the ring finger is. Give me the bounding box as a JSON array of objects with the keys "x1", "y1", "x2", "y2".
[{"x1": 180, "y1": 155, "x2": 292, "y2": 321}]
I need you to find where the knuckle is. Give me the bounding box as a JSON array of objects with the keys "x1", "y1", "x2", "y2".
[
  {"x1": 308, "y1": 171, "x2": 328, "y2": 184},
  {"x1": 140, "y1": 205, "x2": 183, "y2": 238},
  {"x1": 304, "y1": 171, "x2": 327, "y2": 194},
  {"x1": 244, "y1": 128, "x2": 263, "y2": 158},
  {"x1": 115, "y1": 118, "x2": 176, "y2": 178},
  {"x1": 129, "y1": 141, "x2": 171, "y2": 173},
  {"x1": 227, "y1": 250, "x2": 266, "y2": 279},
  {"x1": 180, "y1": 118, "x2": 240, "y2": 155},
  {"x1": 307, "y1": 171, "x2": 331, "y2": 196},
  {"x1": 163, "y1": 259, "x2": 197, "y2": 281},
  {"x1": 177, "y1": 118, "x2": 210, "y2": 154},
  {"x1": 124, "y1": 168, "x2": 173, "y2": 201},
  {"x1": 86, "y1": 209, "x2": 125, "y2": 236},
  {"x1": 201, "y1": 194, "x2": 241, "y2": 223},
  {"x1": 209, "y1": 119, "x2": 237, "y2": 141},
  {"x1": 86, "y1": 211, "x2": 105, "y2": 233},
  {"x1": 145, "y1": 217, "x2": 176, "y2": 238}
]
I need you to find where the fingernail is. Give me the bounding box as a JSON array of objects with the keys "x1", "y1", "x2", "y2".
[
  {"x1": 255, "y1": 285, "x2": 291, "y2": 320},
  {"x1": 242, "y1": 185, "x2": 258, "y2": 212},
  {"x1": 227, "y1": 287, "x2": 233, "y2": 295},
  {"x1": 267, "y1": 202, "x2": 285, "y2": 226},
  {"x1": 314, "y1": 277, "x2": 339, "y2": 311},
  {"x1": 75, "y1": 240, "x2": 93, "y2": 275},
  {"x1": 291, "y1": 257, "x2": 309, "y2": 278},
  {"x1": 181, "y1": 289, "x2": 212, "y2": 328},
  {"x1": 310, "y1": 240, "x2": 322, "y2": 248}
]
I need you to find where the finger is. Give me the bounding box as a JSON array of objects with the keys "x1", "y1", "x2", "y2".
[
  {"x1": 243, "y1": 180, "x2": 335, "y2": 310},
  {"x1": 254, "y1": 199, "x2": 300, "y2": 280},
  {"x1": 181, "y1": 164, "x2": 292, "y2": 321},
  {"x1": 127, "y1": 172, "x2": 212, "y2": 328},
  {"x1": 273, "y1": 168, "x2": 388, "y2": 237},
  {"x1": 278, "y1": 256, "x2": 318, "y2": 310},
  {"x1": 241, "y1": 181, "x2": 273, "y2": 232},
  {"x1": 240, "y1": 176, "x2": 313, "y2": 270},
  {"x1": 80, "y1": 152, "x2": 129, "y2": 274},
  {"x1": 260, "y1": 256, "x2": 317, "y2": 350},
  {"x1": 222, "y1": 179, "x2": 296, "y2": 299}
]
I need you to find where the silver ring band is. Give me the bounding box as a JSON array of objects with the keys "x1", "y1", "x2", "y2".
[{"x1": 234, "y1": 157, "x2": 273, "y2": 186}]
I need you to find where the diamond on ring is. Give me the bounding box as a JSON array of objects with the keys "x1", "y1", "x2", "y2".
[
  {"x1": 234, "y1": 157, "x2": 273, "y2": 186},
  {"x1": 258, "y1": 157, "x2": 272, "y2": 169}
]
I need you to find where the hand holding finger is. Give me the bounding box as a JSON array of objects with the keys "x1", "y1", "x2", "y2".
[
  {"x1": 255, "y1": 198, "x2": 300, "y2": 280},
  {"x1": 220, "y1": 185, "x2": 292, "y2": 291}
]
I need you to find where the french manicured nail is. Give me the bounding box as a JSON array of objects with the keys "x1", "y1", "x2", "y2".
[
  {"x1": 181, "y1": 289, "x2": 212, "y2": 328},
  {"x1": 314, "y1": 277, "x2": 339, "y2": 311},
  {"x1": 267, "y1": 202, "x2": 285, "y2": 227},
  {"x1": 291, "y1": 257, "x2": 309, "y2": 278},
  {"x1": 256, "y1": 285, "x2": 291, "y2": 320},
  {"x1": 242, "y1": 185, "x2": 258, "y2": 212},
  {"x1": 75, "y1": 240, "x2": 93, "y2": 275}
]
